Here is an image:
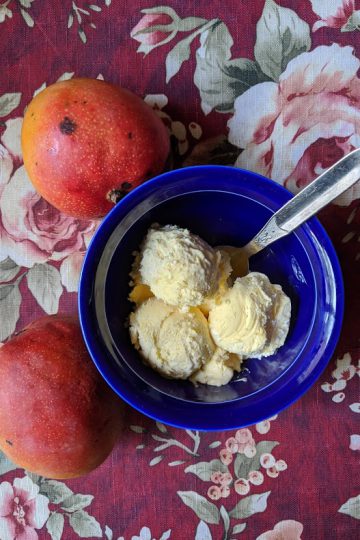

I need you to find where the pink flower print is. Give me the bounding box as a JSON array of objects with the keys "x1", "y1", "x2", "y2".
[
  {"x1": 323, "y1": 353, "x2": 359, "y2": 401},
  {"x1": 244, "y1": 443, "x2": 256, "y2": 458},
  {"x1": 350, "y1": 403, "x2": 360, "y2": 413},
  {"x1": 235, "y1": 428, "x2": 255, "y2": 454},
  {"x1": 266, "y1": 466, "x2": 279, "y2": 478},
  {"x1": 248, "y1": 470, "x2": 264, "y2": 486},
  {"x1": 210, "y1": 471, "x2": 223, "y2": 484},
  {"x1": 219, "y1": 449, "x2": 233, "y2": 465},
  {"x1": 235, "y1": 428, "x2": 253, "y2": 444},
  {"x1": 256, "y1": 420, "x2": 271, "y2": 434},
  {"x1": 310, "y1": 0, "x2": 355, "y2": 31},
  {"x1": 209, "y1": 471, "x2": 233, "y2": 488},
  {"x1": 256, "y1": 519, "x2": 303, "y2": 540},
  {"x1": 0, "y1": 166, "x2": 95, "y2": 267},
  {"x1": 234, "y1": 478, "x2": 250, "y2": 496},
  {"x1": 225, "y1": 437, "x2": 239, "y2": 454},
  {"x1": 260, "y1": 453, "x2": 276, "y2": 469},
  {"x1": 130, "y1": 13, "x2": 174, "y2": 46},
  {"x1": 219, "y1": 472, "x2": 233, "y2": 486},
  {"x1": 332, "y1": 392, "x2": 346, "y2": 403},
  {"x1": 207, "y1": 485, "x2": 222, "y2": 501},
  {"x1": 144, "y1": 94, "x2": 168, "y2": 111},
  {"x1": 189, "y1": 122, "x2": 202, "y2": 140},
  {"x1": 332, "y1": 353, "x2": 356, "y2": 382},
  {"x1": 0, "y1": 476, "x2": 50, "y2": 540},
  {"x1": 228, "y1": 44, "x2": 360, "y2": 207},
  {"x1": 275, "y1": 459, "x2": 288, "y2": 472},
  {"x1": 220, "y1": 485, "x2": 230, "y2": 498},
  {"x1": 321, "y1": 382, "x2": 334, "y2": 393}
]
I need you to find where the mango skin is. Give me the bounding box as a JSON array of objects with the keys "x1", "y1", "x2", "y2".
[
  {"x1": 21, "y1": 78, "x2": 170, "y2": 219},
  {"x1": 0, "y1": 315, "x2": 123, "y2": 479}
]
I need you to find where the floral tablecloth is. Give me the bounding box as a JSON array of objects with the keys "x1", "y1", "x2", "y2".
[{"x1": 0, "y1": 1, "x2": 359, "y2": 539}]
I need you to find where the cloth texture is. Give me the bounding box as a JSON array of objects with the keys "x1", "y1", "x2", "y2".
[{"x1": 0, "y1": 1, "x2": 359, "y2": 538}]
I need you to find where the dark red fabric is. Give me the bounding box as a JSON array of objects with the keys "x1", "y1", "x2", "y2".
[{"x1": 0, "y1": 1, "x2": 359, "y2": 539}]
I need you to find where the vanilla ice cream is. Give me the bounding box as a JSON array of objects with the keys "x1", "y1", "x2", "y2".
[
  {"x1": 208, "y1": 272, "x2": 291, "y2": 358},
  {"x1": 252, "y1": 274, "x2": 291, "y2": 358},
  {"x1": 139, "y1": 225, "x2": 224, "y2": 309},
  {"x1": 191, "y1": 348, "x2": 242, "y2": 387},
  {"x1": 128, "y1": 225, "x2": 291, "y2": 387},
  {"x1": 129, "y1": 298, "x2": 215, "y2": 379}
]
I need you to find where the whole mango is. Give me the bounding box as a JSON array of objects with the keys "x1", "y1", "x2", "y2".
[
  {"x1": 21, "y1": 78, "x2": 170, "y2": 218},
  {"x1": 0, "y1": 315, "x2": 123, "y2": 478}
]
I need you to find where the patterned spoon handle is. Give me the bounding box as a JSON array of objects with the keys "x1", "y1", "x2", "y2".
[{"x1": 244, "y1": 148, "x2": 360, "y2": 257}]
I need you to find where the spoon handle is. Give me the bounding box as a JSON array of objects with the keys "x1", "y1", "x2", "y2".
[{"x1": 245, "y1": 148, "x2": 360, "y2": 256}]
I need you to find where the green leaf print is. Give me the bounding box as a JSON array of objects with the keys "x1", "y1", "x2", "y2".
[
  {"x1": 38, "y1": 480, "x2": 73, "y2": 504},
  {"x1": 20, "y1": 9, "x2": 34, "y2": 27},
  {"x1": 165, "y1": 34, "x2": 194, "y2": 83},
  {"x1": 0, "y1": 93, "x2": 21, "y2": 117},
  {"x1": 232, "y1": 523, "x2": 247, "y2": 535},
  {"x1": 156, "y1": 421, "x2": 168, "y2": 433},
  {"x1": 0, "y1": 258, "x2": 20, "y2": 283},
  {"x1": 0, "y1": 451, "x2": 17, "y2": 476},
  {"x1": 194, "y1": 21, "x2": 266, "y2": 114},
  {"x1": 140, "y1": 6, "x2": 178, "y2": 18},
  {"x1": 61, "y1": 494, "x2": 94, "y2": 512},
  {"x1": 149, "y1": 455, "x2": 164, "y2": 466},
  {"x1": 46, "y1": 512, "x2": 65, "y2": 540},
  {"x1": 0, "y1": 282, "x2": 22, "y2": 341},
  {"x1": 220, "y1": 505, "x2": 230, "y2": 535},
  {"x1": 68, "y1": 510, "x2": 102, "y2": 538},
  {"x1": 177, "y1": 17, "x2": 207, "y2": 32},
  {"x1": 254, "y1": 0, "x2": 311, "y2": 81},
  {"x1": 338, "y1": 494, "x2": 360, "y2": 519},
  {"x1": 57, "y1": 72, "x2": 75, "y2": 81},
  {"x1": 26, "y1": 263, "x2": 63, "y2": 315},
  {"x1": 229, "y1": 491, "x2": 270, "y2": 519},
  {"x1": 185, "y1": 459, "x2": 228, "y2": 481},
  {"x1": 178, "y1": 491, "x2": 220, "y2": 524},
  {"x1": 130, "y1": 425, "x2": 146, "y2": 433},
  {"x1": 164, "y1": 18, "x2": 217, "y2": 83},
  {"x1": 195, "y1": 520, "x2": 212, "y2": 540},
  {"x1": 341, "y1": 11, "x2": 360, "y2": 32}
]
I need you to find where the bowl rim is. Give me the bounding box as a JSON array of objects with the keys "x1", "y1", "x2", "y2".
[{"x1": 78, "y1": 164, "x2": 344, "y2": 430}]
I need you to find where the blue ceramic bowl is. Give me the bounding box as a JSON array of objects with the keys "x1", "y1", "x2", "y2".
[{"x1": 78, "y1": 165, "x2": 344, "y2": 430}]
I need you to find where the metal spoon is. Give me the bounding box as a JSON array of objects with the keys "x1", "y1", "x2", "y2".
[{"x1": 221, "y1": 148, "x2": 360, "y2": 277}]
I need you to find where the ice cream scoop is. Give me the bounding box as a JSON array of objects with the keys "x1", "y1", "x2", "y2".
[
  {"x1": 129, "y1": 298, "x2": 215, "y2": 379},
  {"x1": 230, "y1": 149, "x2": 360, "y2": 277},
  {"x1": 139, "y1": 224, "x2": 226, "y2": 309},
  {"x1": 208, "y1": 273, "x2": 291, "y2": 358},
  {"x1": 191, "y1": 348, "x2": 242, "y2": 387}
]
